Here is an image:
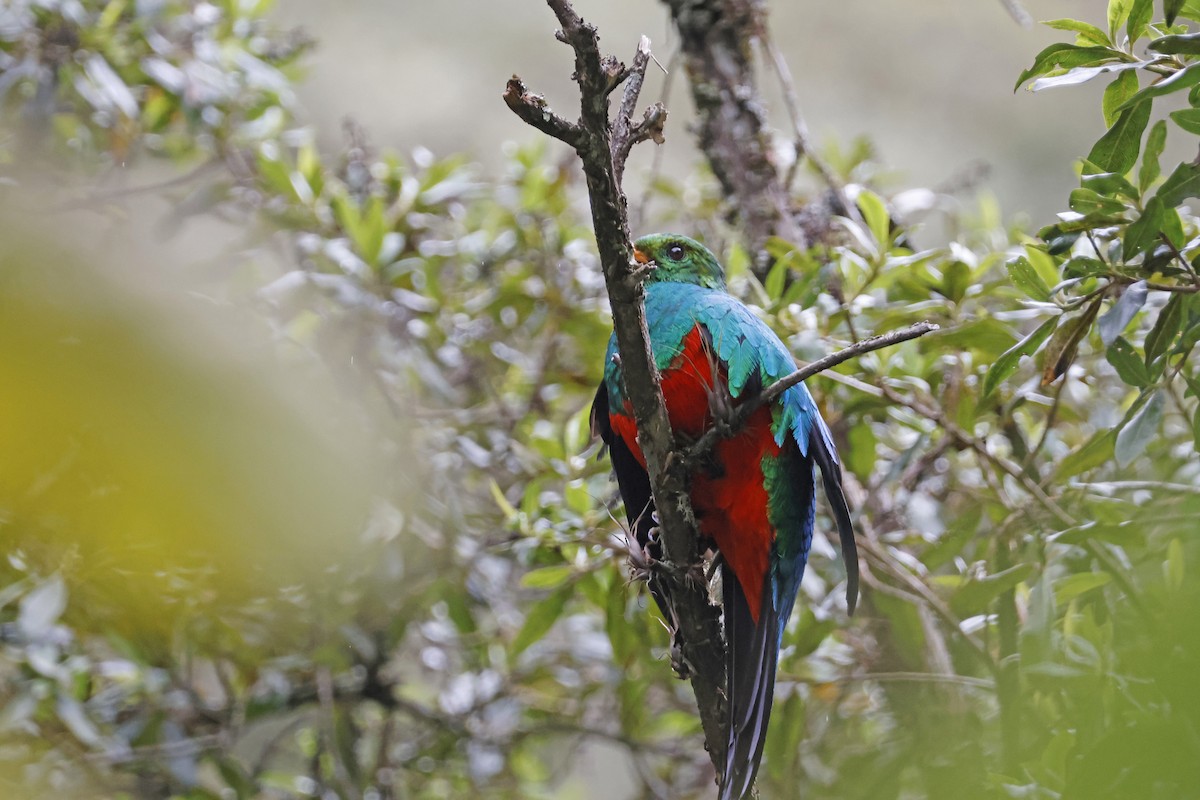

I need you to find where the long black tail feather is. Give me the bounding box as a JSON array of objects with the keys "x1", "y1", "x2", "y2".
[
  {"x1": 719, "y1": 564, "x2": 779, "y2": 800},
  {"x1": 812, "y1": 428, "x2": 859, "y2": 615}
]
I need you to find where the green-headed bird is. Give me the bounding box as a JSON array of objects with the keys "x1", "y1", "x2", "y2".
[{"x1": 591, "y1": 234, "x2": 859, "y2": 799}]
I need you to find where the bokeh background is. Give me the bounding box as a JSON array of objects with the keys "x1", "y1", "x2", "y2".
[
  {"x1": 275, "y1": 0, "x2": 1097, "y2": 222},
  {"x1": 4, "y1": 1, "x2": 1199, "y2": 798}
]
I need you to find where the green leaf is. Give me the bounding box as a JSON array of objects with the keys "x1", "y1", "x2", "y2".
[
  {"x1": 1109, "y1": 0, "x2": 1134, "y2": 41},
  {"x1": 1165, "y1": 538, "x2": 1185, "y2": 592},
  {"x1": 1108, "y1": 0, "x2": 1128, "y2": 41},
  {"x1": 1041, "y1": 298, "x2": 1103, "y2": 386},
  {"x1": 1138, "y1": 120, "x2": 1167, "y2": 193},
  {"x1": 1089, "y1": 100, "x2": 1153, "y2": 174},
  {"x1": 1114, "y1": 389, "x2": 1165, "y2": 466},
  {"x1": 1169, "y1": 108, "x2": 1200, "y2": 135},
  {"x1": 949, "y1": 564, "x2": 1034, "y2": 618},
  {"x1": 846, "y1": 423, "x2": 876, "y2": 481},
  {"x1": 1124, "y1": 196, "x2": 1167, "y2": 257},
  {"x1": 1128, "y1": 0, "x2": 1154, "y2": 41},
  {"x1": 1007, "y1": 256, "x2": 1053, "y2": 300},
  {"x1": 511, "y1": 583, "x2": 572, "y2": 658},
  {"x1": 1099, "y1": 282, "x2": 1149, "y2": 345},
  {"x1": 1082, "y1": 170, "x2": 1140, "y2": 201},
  {"x1": 1031, "y1": 61, "x2": 1147, "y2": 92},
  {"x1": 1015, "y1": 44, "x2": 1126, "y2": 91},
  {"x1": 1116, "y1": 62, "x2": 1200, "y2": 113},
  {"x1": 1043, "y1": 18, "x2": 1113, "y2": 48},
  {"x1": 1193, "y1": 402, "x2": 1200, "y2": 449},
  {"x1": 1104, "y1": 70, "x2": 1141, "y2": 127},
  {"x1": 1145, "y1": 293, "x2": 1184, "y2": 364},
  {"x1": 1161, "y1": 205, "x2": 1186, "y2": 248},
  {"x1": 1166, "y1": 0, "x2": 1186, "y2": 25},
  {"x1": 856, "y1": 188, "x2": 891, "y2": 249},
  {"x1": 1054, "y1": 572, "x2": 1112, "y2": 605},
  {"x1": 1025, "y1": 244, "x2": 1064, "y2": 289},
  {"x1": 1155, "y1": 161, "x2": 1200, "y2": 207},
  {"x1": 1147, "y1": 31, "x2": 1200, "y2": 53},
  {"x1": 1056, "y1": 431, "x2": 1116, "y2": 479},
  {"x1": 763, "y1": 253, "x2": 789, "y2": 300},
  {"x1": 1068, "y1": 187, "x2": 1131, "y2": 216},
  {"x1": 520, "y1": 564, "x2": 575, "y2": 590},
  {"x1": 1106, "y1": 336, "x2": 1152, "y2": 386},
  {"x1": 982, "y1": 315, "x2": 1060, "y2": 397},
  {"x1": 927, "y1": 318, "x2": 1018, "y2": 358}
]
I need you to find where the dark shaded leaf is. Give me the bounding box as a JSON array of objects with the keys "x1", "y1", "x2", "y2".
[
  {"x1": 1148, "y1": 31, "x2": 1200, "y2": 53},
  {"x1": 1123, "y1": 196, "x2": 1166, "y2": 257},
  {"x1": 1040, "y1": 213, "x2": 1129, "y2": 238},
  {"x1": 1169, "y1": 108, "x2": 1200, "y2": 135},
  {"x1": 1115, "y1": 62, "x2": 1200, "y2": 113},
  {"x1": 1082, "y1": 170, "x2": 1140, "y2": 201},
  {"x1": 1063, "y1": 256, "x2": 1109, "y2": 279},
  {"x1": 1115, "y1": 389, "x2": 1165, "y2": 466},
  {"x1": 1138, "y1": 120, "x2": 1167, "y2": 194},
  {"x1": 1155, "y1": 161, "x2": 1200, "y2": 207},
  {"x1": 1046, "y1": 231, "x2": 1083, "y2": 254},
  {"x1": 1041, "y1": 298, "x2": 1103, "y2": 385},
  {"x1": 1166, "y1": 0, "x2": 1185, "y2": 25},
  {"x1": 1099, "y1": 282, "x2": 1148, "y2": 345},
  {"x1": 511, "y1": 583, "x2": 572, "y2": 658},
  {"x1": 1106, "y1": 336, "x2": 1152, "y2": 386},
  {"x1": 1055, "y1": 431, "x2": 1116, "y2": 479},
  {"x1": 1145, "y1": 293, "x2": 1184, "y2": 364},
  {"x1": 949, "y1": 563, "x2": 1034, "y2": 617},
  {"x1": 1161, "y1": 205, "x2": 1186, "y2": 248},
  {"x1": 1089, "y1": 100, "x2": 1153, "y2": 174},
  {"x1": 983, "y1": 315, "x2": 1060, "y2": 397}
]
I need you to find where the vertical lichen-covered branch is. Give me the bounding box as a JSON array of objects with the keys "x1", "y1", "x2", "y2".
[
  {"x1": 659, "y1": 0, "x2": 800, "y2": 265},
  {"x1": 503, "y1": 0, "x2": 727, "y2": 774}
]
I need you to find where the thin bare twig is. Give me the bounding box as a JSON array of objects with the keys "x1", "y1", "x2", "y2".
[
  {"x1": 759, "y1": 30, "x2": 854, "y2": 222},
  {"x1": 612, "y1": 36, "x2": 667, "y2": 186}
]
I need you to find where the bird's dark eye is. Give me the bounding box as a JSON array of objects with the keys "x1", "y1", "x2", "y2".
[{"x1": 666, "y1": 244, "x2": 685, "y2": 260}]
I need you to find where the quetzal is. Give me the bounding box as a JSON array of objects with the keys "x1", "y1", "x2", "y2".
[{"x1": 591, "y1": 234, "x2": 859, "y2": 800}]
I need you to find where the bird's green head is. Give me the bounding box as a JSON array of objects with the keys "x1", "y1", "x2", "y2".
[{"x1": 633, "y1": 234, "x2": 725, "y2": 289}]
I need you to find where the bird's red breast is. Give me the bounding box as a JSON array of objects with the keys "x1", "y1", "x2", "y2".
[{"x1": 609, "y1": 325, "x2": 780, "y2": 621}]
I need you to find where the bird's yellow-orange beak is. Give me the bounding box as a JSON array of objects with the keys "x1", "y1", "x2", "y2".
[{"x1": 633, "y1": 247, "x2": 650, "y2": 264}]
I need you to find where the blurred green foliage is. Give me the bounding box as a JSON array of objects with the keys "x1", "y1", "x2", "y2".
[{"x1": 0, "y1": 1, "x2": 1197, "y2": 799}]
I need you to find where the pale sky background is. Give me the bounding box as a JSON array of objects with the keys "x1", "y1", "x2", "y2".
[{"x1": 272, "y1": 0, "x2": 1108, "y2": 225}]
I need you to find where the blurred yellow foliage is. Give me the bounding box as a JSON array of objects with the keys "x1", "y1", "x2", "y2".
[{"x1": 0, "y1": 222, "x2": 380, "y2": 639}]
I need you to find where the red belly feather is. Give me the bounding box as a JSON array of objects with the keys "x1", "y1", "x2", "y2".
[{"x1": 608, "y1": 326, "x2": 779, "y2": 622}]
